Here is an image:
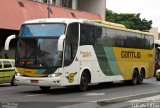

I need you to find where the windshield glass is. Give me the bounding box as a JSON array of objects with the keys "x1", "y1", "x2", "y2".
[
  {"x1": 20, "y1": 23, "x2": 65, "y2": 37},
  {"x1": 16, "y1": 38, "x2": 62, "y2": 68}
]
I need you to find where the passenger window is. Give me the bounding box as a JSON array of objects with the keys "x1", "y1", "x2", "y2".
[
  {"x1": 3, "y1": 61, "x2": 12, "y2": 68},
  {"x1": 80, "y1": 24, "x2": 95, "y2": 45}
]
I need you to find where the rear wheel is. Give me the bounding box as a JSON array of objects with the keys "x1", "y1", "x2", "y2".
[
  {"x1": 78, "y1": 72, "x2": 89, "y2": 92},
  {"x1": 138, "y1": 70, "x2": 144, "y2": 84},
  {"x1": 39, "y1": 86, "x2": 50, "y2": 91},
  {"x1": 131, "y1": 70, "x2": 139, "y2": 85}
]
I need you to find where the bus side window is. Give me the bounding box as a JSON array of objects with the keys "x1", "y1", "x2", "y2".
[{"x1": 80, "y1": 24, "x2": 95, "y2": 45}]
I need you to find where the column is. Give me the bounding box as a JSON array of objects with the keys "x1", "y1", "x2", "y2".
[
  {"x1": 55, "y1": 0, "x2": 60, "y2": 6},
  {"x1": 47, "y1": 0, "x2": 52, "y2": 4},
  {"x1": 72, "y1": 0, "x2": 78, "y2": 10}
]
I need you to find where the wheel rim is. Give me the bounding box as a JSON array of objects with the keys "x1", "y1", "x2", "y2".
[
  {"x1": 139, "y1": 73, "x2": 144, "y2": 83},
  {"x1": 133, "y1": 73, "x2": 137, "y2": 85}
]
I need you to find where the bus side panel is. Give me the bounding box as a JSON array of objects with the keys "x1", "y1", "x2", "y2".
[
  {"x1": 79, "y1": 45, "x2": 124, "y2": 83},
  {"x1": 62, "y1": 60, "x2": 80, "y2": 86},
  {"x1": 63, "y1": 45, "x2": 154, "y2": 85},
  {"x1": 93, "y1": 46, "x2": 124, "y2": 82},
  {"x1": 78, "y1": 45, "x2": 102, "y2": 83},
  {"x1": 114, "y1": 47, "x2": 155, "y2": 80}
]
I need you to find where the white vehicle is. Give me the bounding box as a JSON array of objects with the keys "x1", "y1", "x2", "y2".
[{"x1": 5, "y1": 18, "x2": 154, "y2": 91}]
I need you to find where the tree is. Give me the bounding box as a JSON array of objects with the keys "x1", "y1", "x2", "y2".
[{"x1": 106, "y1": 9, "x2": 152, "y2": 31}]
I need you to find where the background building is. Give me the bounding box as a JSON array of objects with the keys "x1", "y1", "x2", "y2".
[
  {"x1": 34, "y1": 0, "x2": 106, "y2": 20},
  {"x1": 149, "y1": 27, "x2": 159, "y2": 40},
  {"x1": 0, "y1": 0, "x2": 106, "y2": 58}
]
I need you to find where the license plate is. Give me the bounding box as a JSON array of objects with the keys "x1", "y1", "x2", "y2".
[{"x1": 31, "y1": 80, "x2": 39, "y2": 83}]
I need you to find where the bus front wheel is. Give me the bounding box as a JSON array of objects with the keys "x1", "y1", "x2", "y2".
[{"x1": 78, "y1": 72, "x2": 89, "y2": 92}]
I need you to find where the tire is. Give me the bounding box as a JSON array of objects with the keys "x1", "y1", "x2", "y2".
[
  {"x1": 138, "y1": 71, "x2": 144, "y2": 84},
  {"x1": 11, "y1": 75, "x2": 17, "y2": 86},
  {"x1": 39, "y1": 86, "x2": 50, "y2": 91},
  {"x1": 131, "y1": 70, "x2": 138, "y2": 85},
  {"x1": 78, "y1": 72, "x2": 89, "y2": 92},
  {"x1": 156, "y1": 78, "x2": 160, "y2": 81}
]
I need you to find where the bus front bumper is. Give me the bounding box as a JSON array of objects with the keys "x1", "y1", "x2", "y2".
[{"x1": 15, "y1": 75, "x2": 62, "y2": 87}]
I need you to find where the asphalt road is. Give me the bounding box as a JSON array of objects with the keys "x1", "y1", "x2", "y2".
[{"x1": 0, "y1": 77, "x2": 160, "y2": 108}]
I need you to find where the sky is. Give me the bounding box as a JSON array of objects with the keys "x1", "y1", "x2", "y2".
[{"x1": 106, "y1": 0, "x2": 160, "y2": 32}]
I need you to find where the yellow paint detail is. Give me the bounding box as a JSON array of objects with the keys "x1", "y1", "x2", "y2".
[
  {"x1": 17, "y1": 68, "x2": 48, "y2": 77},
  {"x1": 91, "y1": 20, "x2": 126, "y2": 29},
  {"x1": 91, "y1": 20, "x2": 152, "y2": 35},
  {"x1": 113, "y1": 47, "x2": 155, "y2": 80},
  {"x1": 80, "y1": 51, "x2": 92, "y2": 57},
  {"x1": 67, "y1": 73, "x2": 77, "y2": 83}
]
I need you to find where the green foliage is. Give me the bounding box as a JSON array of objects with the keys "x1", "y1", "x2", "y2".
[{"x1": 106, "y1": 9, "x2": 152, "y2": 31}]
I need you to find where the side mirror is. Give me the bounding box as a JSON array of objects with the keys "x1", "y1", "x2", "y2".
[
  {"x1": 4, "y1": 35, "x2": 16, "y2": 50},
  {"x1": 58, "y1": 35, "x2": 66, "y2": 51}
]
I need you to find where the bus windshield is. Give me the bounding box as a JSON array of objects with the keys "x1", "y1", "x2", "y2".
[
  {"x1": 16, "y1": 38, "x2": 62, "y2": 68},
  {"x1": 15, "y1": 23, "x2": 66, "y2": 68},
  {"x1": 20, "y1": 23, "x2": 66, "y2": 37}
]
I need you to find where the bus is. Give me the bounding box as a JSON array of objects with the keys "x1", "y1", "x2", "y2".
[{"x1": 5, "y1": 18, "x2": 155, "y2": 91}]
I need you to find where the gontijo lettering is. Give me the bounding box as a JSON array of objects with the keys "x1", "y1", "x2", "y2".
[
  {"x1": 80, "y1": 51, "x2": 92, "y2": 57},
  {"x1": 121, "y1": 51, "x2": 141, "y2": 58}
]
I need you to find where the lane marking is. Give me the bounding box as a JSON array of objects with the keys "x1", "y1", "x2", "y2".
[
  {"x1": 84, "y1": 93, "x2": 105, "y2": 96},
  {"x1": 25, "y1": 94, "x2": 44, "y2": 97},
  {"x1": 0, "y1": 88, "x2": 13, "y2": 91}
]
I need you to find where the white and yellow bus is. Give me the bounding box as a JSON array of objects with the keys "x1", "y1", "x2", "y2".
[{"x1": 5, "y1": 18, "x2": 155, "y2": 91}]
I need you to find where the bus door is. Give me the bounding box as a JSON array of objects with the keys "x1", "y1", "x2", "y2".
[{"x1": 63, "y1": 23, "x2": 80, "y2": 85}]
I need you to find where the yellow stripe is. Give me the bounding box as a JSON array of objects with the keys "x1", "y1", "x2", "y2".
[{"x1": 17, "y1": 68, "x2": 48, "y2": 77}]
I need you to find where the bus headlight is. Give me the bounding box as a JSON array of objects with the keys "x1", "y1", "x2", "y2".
[
  {"x1": 15, "y1": 72, "x2": 21, "y2": 76},
  {"x1": 48, "y1": 73, "x2": 62, "y2": 77}
]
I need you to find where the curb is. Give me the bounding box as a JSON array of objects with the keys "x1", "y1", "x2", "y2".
[{"x1": 97, "y1": 91, "x2": 160, "y2": 106}]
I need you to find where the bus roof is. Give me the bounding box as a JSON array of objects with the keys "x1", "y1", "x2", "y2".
[
  {"x1": 91, "y1": 20, "x2": 153, "y2": 36},
  {"x1": 24, "y1": 18, "x2": 88, "y2": 25}
]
